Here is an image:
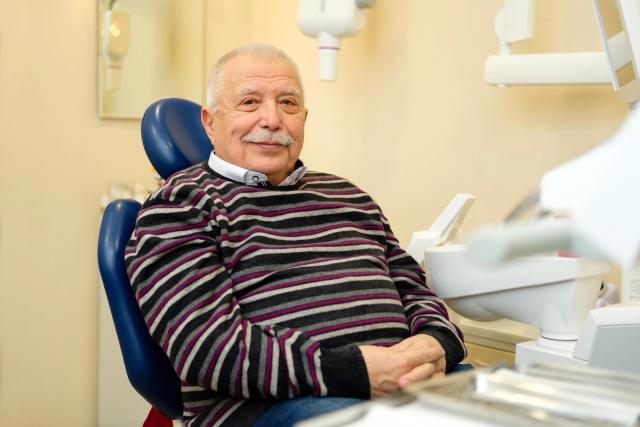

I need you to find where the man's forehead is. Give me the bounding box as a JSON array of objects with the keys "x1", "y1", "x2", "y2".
[
  {"x1": 222, "y1": 55, "x2": 302, "y2": 95},
  {"x1": 236, "y1": 86, "x2": 302, "y2": 97}
]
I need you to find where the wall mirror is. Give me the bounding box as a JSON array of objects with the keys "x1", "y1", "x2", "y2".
[{"x1": 98, "y1": 0, "x2": 204, "y2": 119}]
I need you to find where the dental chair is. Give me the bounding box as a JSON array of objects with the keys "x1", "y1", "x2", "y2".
[{"x1": 97, "y1": 98, "x2": 211, "y2": 425}]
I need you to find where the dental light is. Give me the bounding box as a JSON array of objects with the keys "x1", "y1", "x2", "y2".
[{"x1": 298, "y1": 0, "x2": 376, "y2": 81}]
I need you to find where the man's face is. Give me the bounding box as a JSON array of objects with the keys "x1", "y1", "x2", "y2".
[{"x1": 201, "y1": 55, "x2": 307, "y2": 185}]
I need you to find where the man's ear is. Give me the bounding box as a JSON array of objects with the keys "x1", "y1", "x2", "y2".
[{"x1": 201, "y1": 108, "x2": 214, "y2": 138}]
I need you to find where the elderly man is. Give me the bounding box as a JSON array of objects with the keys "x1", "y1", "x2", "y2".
[{"x1": 126, "y1": 44, "x2": 465, "y2": 427}]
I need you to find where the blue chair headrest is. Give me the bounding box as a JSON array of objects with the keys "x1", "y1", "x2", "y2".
[{"x1": 141, "y1": 98, "x2": 213, "y2": 179}]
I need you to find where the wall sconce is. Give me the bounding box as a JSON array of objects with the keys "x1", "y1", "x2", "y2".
[{"x1": 102, "y1": 1, "x2": 130, "y2": 91}]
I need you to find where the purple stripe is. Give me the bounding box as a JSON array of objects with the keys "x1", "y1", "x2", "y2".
[
  {"x1": 227, "y1": 203, "x2": 378, "y2": 221},
  {"x1": 146, "y1": 264, "x2": 222, "y2": 326},
  {"x1": 204, "y1": 316, "x2": 242, "y2": 384},
  {"x1": 166, "y1": 168, "x2": 209, "y2": 187},
  {"x1": 130, "y1": 235, "x2": 210, "y2": 275},
  {"x1": 218, "y1": 185, "x2": 272, "y2": 204},
  {"x1": 304, "y1": 189, "x2": 364, "y2": 196},
  {"x1": 141, "y1": 217, "x2": 210, "y2": 236},
  {"x1": 175, "y1": 302, "x2": 234, "y2": 372},
  {"x1": 241, "y1": 271, "x2": 386, "y2": 300},
  {"x1": 412, "y1": 318, "x2": 435, "y2": 334},
  {"x1": 201, "y1": 177, "x2": 232, "y2": 190},
  {"x1": 209, "y1": 399, "x2": 240, "y2": 425},
  {"x1": 410, "y1": 305, "x2": 449, "y2": 319},
  {"x1": 232, "y1": 255, "x2": 374, "y2": 287},
  {"x1": 306, "y1": 342, "x2": 321, "y2": 394},
  {"x1": 137, "y1": 246, "x2": 216, "y2": 299},
  {"x1": 167, "y1": 281, "x2": 235, "y2": 354},
  {"x1": 251, "y1": 293, "x2": 400, "y2": 323},
  {"x1": 220, "y1": 222, "x2": 383, "y2": 243},
  {"x1": 235, "y1": 319, "x2": 248, "y2": 395},
  {"x1": 276, "y1": 328, "x2": 298, "y2": 394},
  {"x1": 228, "y1": 239, "x2": 384, "y2": 269},
  {"x1": 230, "y1": 270, "x2": 272, "y2": 284},
  {"x1": 307, "y1": 317, "x2": 407, "y2": 336},
  {"x1": 191, "y1": 190, "x2": 206, "y2": 206},
  {"x1": 263, "y1": 328, "x2": 274, "y2": 396},
  {"x1": 139, "y1": 192, "x2": 208, "y2": 216}
]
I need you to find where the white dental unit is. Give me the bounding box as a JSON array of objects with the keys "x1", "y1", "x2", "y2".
[
  {"x1": 463, "y1": 0, "x2": 640, "y2": 374},
  {"x1": 406, "y1": 0, "x2": 640, "y2": 377}
]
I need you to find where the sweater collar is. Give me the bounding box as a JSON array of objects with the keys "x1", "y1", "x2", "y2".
[{"x1": 207, "y1": 151, "x2": 307, "y2": 187}]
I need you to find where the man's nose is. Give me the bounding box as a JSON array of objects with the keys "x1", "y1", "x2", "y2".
[{"x1": 258, "y1": 100, "x2": 282, "y2": 130}]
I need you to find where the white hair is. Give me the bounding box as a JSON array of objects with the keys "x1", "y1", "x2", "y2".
[{"x1": 205, "y1": 44, "x2": 304, "y2": 112}]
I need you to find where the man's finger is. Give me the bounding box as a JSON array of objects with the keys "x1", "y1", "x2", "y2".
[
  {"x1": 401, "y1": 347, "x2": 444, "y2": 367},
  {"x1": 432, "y1": 371, "x2": 445, "y2": 380},
  {"x1": 390, "y1": 341, "x2": 410, "y2": 352},
  {"x1": 433, "y1": 356, "x2": 446, "y2": 373},
  {"x1": 398, "y1": 362, "x2": 436, "y2": 388}
]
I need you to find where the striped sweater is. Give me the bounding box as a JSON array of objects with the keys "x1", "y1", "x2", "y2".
[{"x1": 125, "y1": 163, "x2": 466, "y2": 427}]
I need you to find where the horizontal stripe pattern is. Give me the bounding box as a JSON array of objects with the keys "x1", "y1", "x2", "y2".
[{"x1": 126, "y1": 164, "x2": 464, "y2": 427}]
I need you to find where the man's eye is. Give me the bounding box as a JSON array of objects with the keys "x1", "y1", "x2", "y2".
[
  {"x1": 242, "y1": 99, "x2": 257, "y2": 105},
  {"x1": 282, "y1": 99, "x2": 297, "y2": 106}
]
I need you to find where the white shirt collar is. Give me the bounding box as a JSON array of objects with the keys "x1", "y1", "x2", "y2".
[{"x1": 207, "y1": 151, "x2": 307, "y2": 187}]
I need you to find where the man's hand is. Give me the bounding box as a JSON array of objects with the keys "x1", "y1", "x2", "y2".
[
  {"x1": 359, "y1": 342, "x2": 444, "y2": 399},
  {"x1": 391, "y1": 335, "x2": 446, "y2": 389}
]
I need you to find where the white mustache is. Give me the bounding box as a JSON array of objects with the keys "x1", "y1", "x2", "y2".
[{"x1": 241, "y1": 130, "x2": 294, "y2": 146}]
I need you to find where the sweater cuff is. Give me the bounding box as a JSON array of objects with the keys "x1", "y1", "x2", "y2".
[
  {"x1": 420, "y1": 328, "x2": 467, "y2": 373},
  {"x1": 321, "y1": 346, "x2": 370, "y2": 399}
]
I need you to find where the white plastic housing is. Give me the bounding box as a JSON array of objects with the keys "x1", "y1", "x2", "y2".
[
  {"x1": 594, "y1": 0, "x2": 640, "y2": 103},
  {"x1": 495, "y1": 0, "x2": 535, "y2": 44},
  {"x1": 407, "y1": 193, "x2": 475, "y2": 265},
  {"x1": 298, "y1": 0, "x2": 368, "y2": 80},
  {"x1": 573, "y1": 302, "x2": 640, "y2": 366},
  {"x1": 425, "y1": 245, "x2": 609, "y2": 340},
  {"x1": 485, "y1": 52, "x2": 612, "y2": 85}
]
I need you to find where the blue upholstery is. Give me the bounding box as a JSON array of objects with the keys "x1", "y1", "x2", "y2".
[
  {"x1": 98, "y1": 98, "x2": 212, "y2": 419},
  {"x1": 98, "y1": 98, "x2": 212, "y2": 420},
  {"x1": 98, "y1": 199, "x2": 183, "y2": 420},
  {"x1": 450, "y1": 363, "x2": 474, "y2": 373},
  {"x1": 141, "y1": 98, "x2": 212, "y2": 179}
]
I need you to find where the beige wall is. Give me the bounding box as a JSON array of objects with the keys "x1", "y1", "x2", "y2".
[
  {"x1": 0, "y1": 0, "x2": 629, "y2": 425},
  {"x1": 0, "y1": 1, "x2": 155, "y2": 425}
]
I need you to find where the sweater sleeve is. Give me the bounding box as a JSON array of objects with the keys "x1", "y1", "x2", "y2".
[
  {"x1": 125, "y1": 181, "x2": 370, "y2": 400},
  {"x1": 379, "y1": 212, "x2": 467, "y2": 371}
]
